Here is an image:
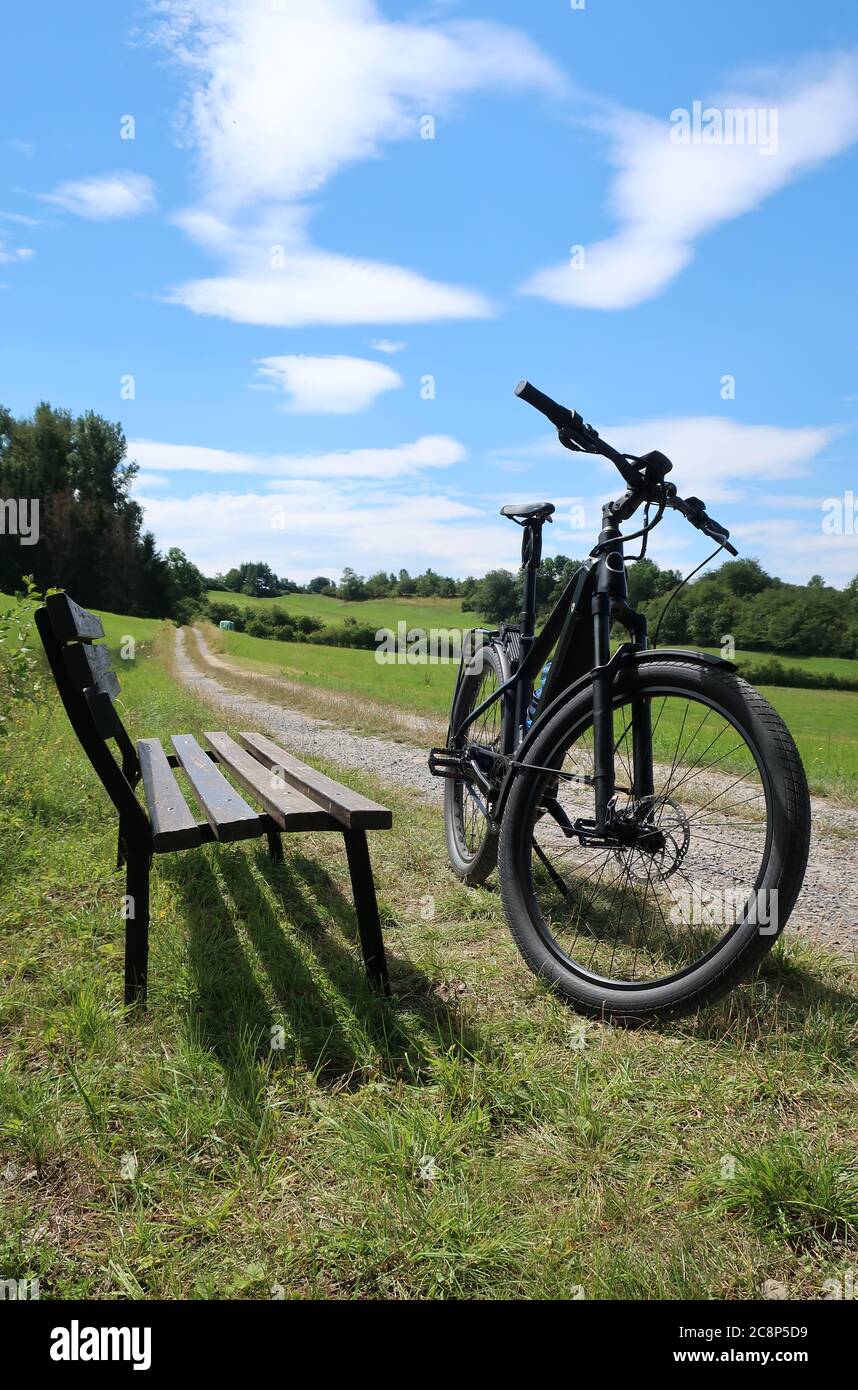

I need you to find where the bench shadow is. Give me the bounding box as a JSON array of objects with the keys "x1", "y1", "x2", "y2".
[{"x1": 162, "y1": 839, "x2": 487, "y2": 1106}]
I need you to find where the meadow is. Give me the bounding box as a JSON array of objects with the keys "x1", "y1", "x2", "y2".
[
  {"x1": 208, "y1": 590, "x2": 858, "y2": 682},
  {"x1": 207, "y1": 589, "x2": 482, "y2": 633},
  {"x1": 0, "y1": 605, "x2": 856, "y2": 1299}
]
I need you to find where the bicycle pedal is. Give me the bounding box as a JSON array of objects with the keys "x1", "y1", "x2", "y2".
[{"x1": 428, "y1": 747, "x2": 462, "y2": 778}]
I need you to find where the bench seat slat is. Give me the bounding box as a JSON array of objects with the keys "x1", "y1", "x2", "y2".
[
  {"x1": 204, "y1": 733, "x2": 337, "y2": 832},
  {"x1": 138, "y1": 739, "x2": 202, "y2": 852},
  {"x1": 238, "y1": 732, "x2": 392, "y2": 830},
  {"x1": 171, "y1": 734, "x2": 262, "y2": 842}
]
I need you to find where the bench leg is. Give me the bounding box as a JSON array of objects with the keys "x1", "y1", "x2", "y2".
[
  {"x1": 266, "y1": 829, "x2": 284, "y2": 862},
  {"x1": 124, "y1": 846, "x2": 151, "y2": 1009},
  {"x1": 342, "y1": 829, "x2": 390, "y2": 996}
]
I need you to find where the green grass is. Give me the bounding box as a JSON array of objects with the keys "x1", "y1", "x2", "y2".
[
  {"x1": 207, "y1": 589, "x2": 482, "y2": 633},
  {"x1": 699, "y1": 648, "x2": 858, "y2": 680},
  {"x1": 215, "y1": 626, "x2": 457, "y2": 720},
  {"x1": 1, "y1": 610, "x2": 856, "y2": 1299}
]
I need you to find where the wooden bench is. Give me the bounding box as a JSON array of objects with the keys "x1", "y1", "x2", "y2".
[{"x1": 35, "y1": 593, "x2": 393, "y2": 1008}]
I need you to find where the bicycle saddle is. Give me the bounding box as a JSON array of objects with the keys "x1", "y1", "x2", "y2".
[{"x1": 500, "y1": 502, "x2": 555, "y2": 522}]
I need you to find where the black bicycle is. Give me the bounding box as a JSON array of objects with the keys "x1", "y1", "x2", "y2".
[{"x1": 429, "y1": 381, "x2": 811, "y2": 1021}]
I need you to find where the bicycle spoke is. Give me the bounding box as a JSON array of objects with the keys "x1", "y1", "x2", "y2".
[{"x1": 527, "y1": 688, "x2": 769, "y2": 986}]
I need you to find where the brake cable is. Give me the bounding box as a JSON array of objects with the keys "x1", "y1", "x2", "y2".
[{"x1": 652, "y1": 542, "x2": 727, "y2": 648}]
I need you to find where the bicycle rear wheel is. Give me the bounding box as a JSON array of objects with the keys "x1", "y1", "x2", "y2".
[
  {"x1": 444, "y1": 641, "x2": 511, "y2": 885},
  {"x1": 498, "y1": 658, "x2": 810, "y2": 1020}
]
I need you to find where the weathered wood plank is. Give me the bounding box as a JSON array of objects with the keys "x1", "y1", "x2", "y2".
[
  {"x1": 239, "y1": 732, "x2": 392, "y2": 830},
  {"x1": 63, "y1": 642, "x2": 121, "y2": 699},
  {"x1": 45, "y1": 592, "x2": 104, "y2": 643},
  {"x1": 138, "y1": 739, "x2": 202, "y2": 852},
  {"x1": 171, "y1": 734, "x2": 262, "y2": 842},
  {"x1": 204, "y1": 732, "x2": 336, "y2": 832}
]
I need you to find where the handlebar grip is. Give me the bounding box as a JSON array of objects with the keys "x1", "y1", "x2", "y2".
[{"x1": 515, "y1": 380, "x2": 576, "y2": 432}]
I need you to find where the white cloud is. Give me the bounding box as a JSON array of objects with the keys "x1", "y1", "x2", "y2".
[
  {"x1": 522, "y1": 53, "x2": 858, "y2": 309},
  {"x1": 254, "y1": 354, "x2": 402, "y2": 414},
  {"x1": 130, "y1": 472, "x2": 172, "y2": 490},
  {"x1": 0, "y1": 210, "x2": 41, "y2": 227},
  {"x1": 167, "y1": 249, "x2": 493, "y2": 326},
  {"x1": 491, "y1": 416, "x2": 836, "y2": 502},
  {"x1": 40, "y1": 171, "x2": 156, "y2": 220},
  {"x1": 370, "y1": 339, "x2": 406, "y2": 355},
  {"x1": 598, "y1": 417, "x2": 837, "y2": 502},
  {"x1": 154, "y1": 1, "x2": 564, "y2": 208},
  {"x1": 0, "y1": 236, "x2": 34, "y2": 265},
  {"x1": 136, "y1": 484, "x2": 511, "y2": 581},
  {"x1": 729, "y1": 518, "x2": 858, "y2": 585},
  {"x1": 154, "y1": 0, "x2": 562, "y2": 326},
  {"x1": 128, "y1": 434, "x2": 466, "y2": 479}
]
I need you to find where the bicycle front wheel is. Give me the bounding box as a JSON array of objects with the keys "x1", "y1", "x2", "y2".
[{"x1": 498, "y1": 658, "x2": 810, "y2": 1021}]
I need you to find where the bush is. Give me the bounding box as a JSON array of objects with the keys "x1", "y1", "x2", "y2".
[{"x1": 0, "y1": 579, "x2": 45, "y2": 736}]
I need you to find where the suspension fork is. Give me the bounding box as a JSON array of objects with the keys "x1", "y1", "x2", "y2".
[
  {"x1": 591, "y1": 592, "x2": 614, "y2": 834},
  {"x1": 623, "y1": 605, "x2": 655, "y2": 805},
  {"x1": 590, "y1": 500, "x2": 657, "y2": 831},
  {"x1": 631, "y1": 696, "x2": 655, "y2": 803}
]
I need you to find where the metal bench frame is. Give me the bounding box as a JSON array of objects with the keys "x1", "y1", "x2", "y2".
[{"x1": 36, "y1": 594, "x2": 392, "y2": 1008}]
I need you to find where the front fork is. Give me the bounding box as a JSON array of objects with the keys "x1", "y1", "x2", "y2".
[{"x1": 590, "y1": 593, "x2": 654, "y2": 835}]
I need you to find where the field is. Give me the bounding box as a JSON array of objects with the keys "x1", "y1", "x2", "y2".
[
  {"x1": 207, "y1": 591, "x2": 858, "y2": 682},
  {"x1": 210, "y1": 626, "x2": 858, "y2": 799},
  {"x1": 1, "y1": 604, "x2": 856, "y2": 1299},
  {"x1": 207, "y1": 589, "x2": 482, "y2": 633}
]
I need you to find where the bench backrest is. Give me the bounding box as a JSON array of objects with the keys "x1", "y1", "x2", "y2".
[{"x1": 35, "y1": 593, "x2": 150, "y2": 843}]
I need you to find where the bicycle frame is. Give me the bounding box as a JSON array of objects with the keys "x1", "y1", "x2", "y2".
[{"x1": 448, "y1": 500, "x2": 653, "y2": 837}]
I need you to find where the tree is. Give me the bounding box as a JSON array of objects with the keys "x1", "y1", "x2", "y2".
[
  {"x1": 473, "y1": 569, "x2": 518, "y2": 623},
  {"x1": 307, "y1": 575, "x2": 333, "y2": 593},
  {"x1": 166, "y1": 548, "x2": 206, "y2": 603},
  {"x1": 338, "y1": 567, "x2": 367, "y2": 601},
  {"x1": 626, "y1": 557, "x2": 681, "y2": 606},
  {"x1": 220, "y1": 561, "x2": 282, "y2": 598},
  {"x1": 0, "y1": 401, "x2": 172, "y2": 616},
  {"x1": 717, "y1": 558, "x2": 770, "y2": 598}
]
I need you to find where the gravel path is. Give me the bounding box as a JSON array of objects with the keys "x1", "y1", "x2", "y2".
[{"x1": 175, "y1": 628, "x2": 857, "y2": 959}]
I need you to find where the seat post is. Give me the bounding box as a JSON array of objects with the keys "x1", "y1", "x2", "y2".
[{"x1": 516, "y1": 518, "x2": 544, "y2": 731}]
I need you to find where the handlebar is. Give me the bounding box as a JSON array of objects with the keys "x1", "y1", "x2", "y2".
[
  {"x1": 514, "y1": 379, "x2": 580, "y2": 432},
  {"x1": 515, "y1": 378, "x2": 738, "y2": 556},
  {"x1": 670, "y1": 492, "x2": 738, "y2": 555}
]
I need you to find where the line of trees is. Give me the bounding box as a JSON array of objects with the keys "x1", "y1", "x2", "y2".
[
  {"x1": 210, "y1": 564, "x2": 461, "y2": 602},
  {"x1": 467, "y1": 555, "x2": 858, "y2": 660},
  {"x1": 0, "y1": 402, "x2": 207, "y2": 619}
]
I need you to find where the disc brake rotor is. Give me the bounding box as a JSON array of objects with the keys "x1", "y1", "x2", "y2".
[{"x1": 614, "y1": 795, "x2": 690, "y2": 882}]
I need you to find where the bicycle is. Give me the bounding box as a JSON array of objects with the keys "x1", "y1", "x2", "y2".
[{"x1": 429, "y1": 380, "x2": 811, "y2": 1021}]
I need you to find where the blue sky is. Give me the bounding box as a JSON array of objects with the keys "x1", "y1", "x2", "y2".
[{"x1": 1, "y1": 0, "x2": 857, "y2": 585}]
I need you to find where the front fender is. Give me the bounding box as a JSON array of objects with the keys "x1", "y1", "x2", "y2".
[{"x1": 492, "y1": 644, "x2": 736, "y2": 824}]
